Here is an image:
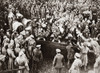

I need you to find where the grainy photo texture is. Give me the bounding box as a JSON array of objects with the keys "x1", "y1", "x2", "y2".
[{"x1": 0, "y1": 0, "x2": 100, "y2": 73}]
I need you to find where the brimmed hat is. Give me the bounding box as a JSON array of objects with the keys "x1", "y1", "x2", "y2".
[
  {"x1": 75, "y1": 53, "x2": 81, "y2": 58},
  {"x1": 36, "y1": 45, "x2": 41, "y2": 48},
  {"x1": 56, "y1": 49, "x2": 61, "y2": 53}
]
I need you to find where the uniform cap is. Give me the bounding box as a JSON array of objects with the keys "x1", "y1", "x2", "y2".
[
  {"x1": 56, "y1": 49, "x2": 61, "y2": 53},
  {"x1": 36, "y1": 45, "x2": 41, "y2": 48},
  {"x1": 75, "y1": 53, "x2": 81, "y2": 58}
]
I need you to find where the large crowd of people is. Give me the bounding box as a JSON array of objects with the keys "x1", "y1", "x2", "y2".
[{"x1": 0, "y1": 0, "x2": 100, "y2": 73}]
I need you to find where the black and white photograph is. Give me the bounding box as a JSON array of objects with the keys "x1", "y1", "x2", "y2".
[{"x1": 0, "y1": 0, "x2": 100, "y2": 73}]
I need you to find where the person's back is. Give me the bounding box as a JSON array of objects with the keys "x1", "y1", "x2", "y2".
[
  {"x1": 53, "y1": 53, "x2": 64, "y2": 68},
  {"x1": 53, "y1": 49, "x2": 64, "y2": 73}
]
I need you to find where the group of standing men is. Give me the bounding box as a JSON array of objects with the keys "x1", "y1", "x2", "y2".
[{"x1": 0, "y1": 0, "x2": 100, "y2": 73}]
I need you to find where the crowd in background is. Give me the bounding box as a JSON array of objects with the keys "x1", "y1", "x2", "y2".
[
  {"x1": 0, "y1": 0, "x2": 100, "y2": 41},
  {"x1": 0, "y1": 0, "x2": 100, "y2": 73}
]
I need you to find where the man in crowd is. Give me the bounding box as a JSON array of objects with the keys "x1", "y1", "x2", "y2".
[
  {"x1": 69, "y1": 53, "x2": 82, "y2": 73},
  {"x1": 53, "y1": 49, "x2": 65, "y2": 73},
  {"x1": 1, "y1": 0, "x2": 100, "y2": 73},
  {"x1": 33, "y1": 45, "x2": 43, "y2": 73},
  {"x1": 14, "y1": 49, "x2": 29, "y2": 73}
]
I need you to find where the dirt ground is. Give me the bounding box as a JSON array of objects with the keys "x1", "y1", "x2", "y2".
[{"x1": 38, "y1": 59, "x2": 93, "y2": 73}]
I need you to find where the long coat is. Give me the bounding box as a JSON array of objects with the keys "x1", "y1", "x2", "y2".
[{"x1": 53, "y1": 53, "x2": 64, "y2": 69}]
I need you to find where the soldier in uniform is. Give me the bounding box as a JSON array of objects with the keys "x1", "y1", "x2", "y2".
[
  {"x1": 33, "y1": 45, "x2": 43, "y2": 73},
  {"x1": 53, "y1": 49, "x2": 65, "y2": 73}
]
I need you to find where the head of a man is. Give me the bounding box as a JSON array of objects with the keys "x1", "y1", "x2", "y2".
[
  {"x1": 74, "y1": 53, "x2": 81, "y2": 59},
  {"x1": 36, "y1": 45, "x2": 41, "y2": 49},
  {"x1": 56, "y1": 49, "x2": 61, "y2": 53}
]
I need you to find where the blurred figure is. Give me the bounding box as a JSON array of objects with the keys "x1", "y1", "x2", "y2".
[
  {"x1": 8, "y1": 10, "x2": 15, "y2": 30},
  {"x1": 3, "y1": 35, "x2": 10, "y2": 47},
  {"x1": 7, "y1": 44, "x2": 16, "y2": 70},
  {"x1": 25, "y1": 34, "x2": 36, "y2": 73},
  {"x1": 69, "y1": 53, "x2": 82, "y2": 73},
  {"x1": 16, "y1": 10, "x2": 23, "y2": 22},
  {"x1": 2, "y1": 44, "x2": 8, "y2": 55},
  {"x1": 52, "y1": 36, "x2": 61, "y2": 43},
  {"x1": 33, "y1": 45, "x2": 43, "y2": 73},
  {"x1": 78, "y1": 42, "x2": 93, "y2": 71},
  {"x1": 0, "y1": 55, "x2": 6, "y2": 71},
  {"x1": 15, "y1": 49, "x2": 29, "y2": 73},
  {"x1": 90, "y1": 20, "x2": 97, "y2": 38},
  {"x1": 66, "y1": 41, "x2": 74, "y2": 69},
  {"x1": 83, "y1": 25, "x2": 90, "y2": 39},
  {"x1": 6, "y1": 29, "x2": 12, "y2": 39},
  {"x1": 53, "y1": 49, "x2": 65, "y2": 73},
  {"x1": 14, "y1": 44, "x2": 20, "y2": 56},
  {"x1": 94, "y1": 54, "x2": 100, "y2": 73}
]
